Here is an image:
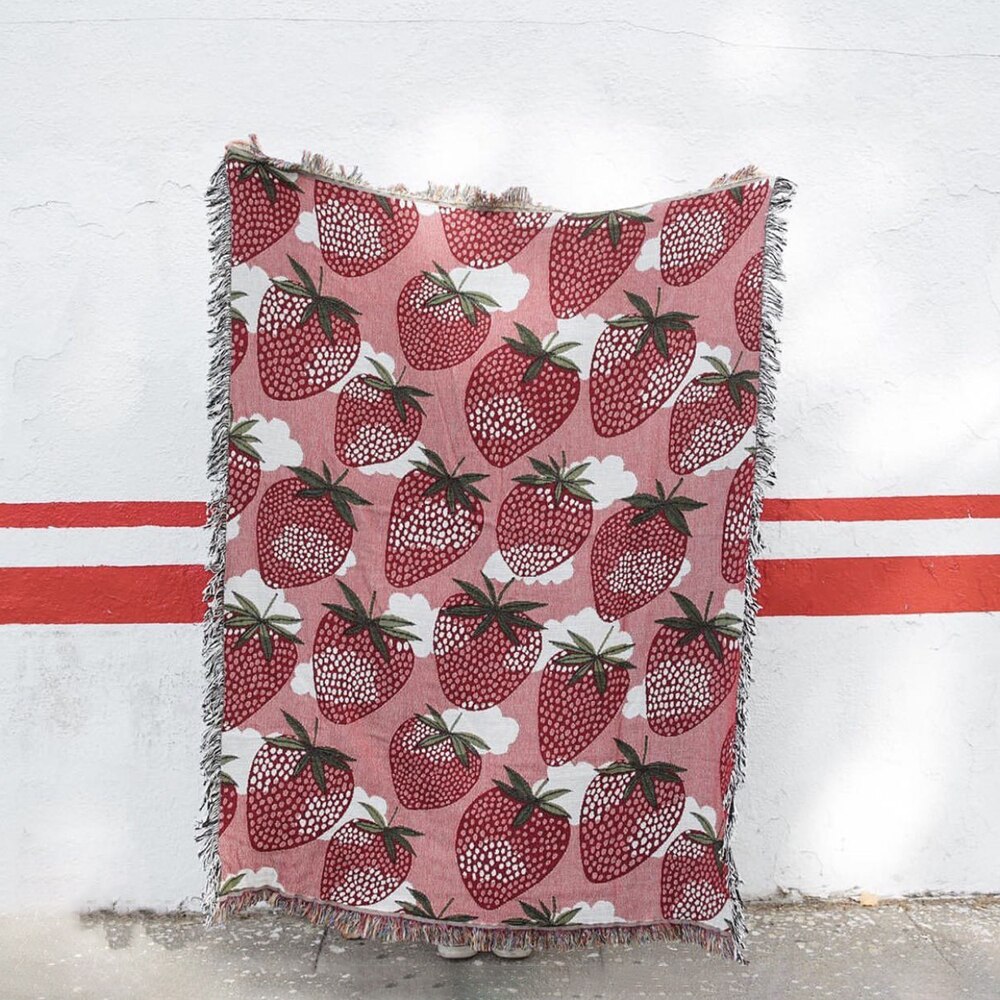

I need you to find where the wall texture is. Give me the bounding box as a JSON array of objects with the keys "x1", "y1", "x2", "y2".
[{"x1": 1, "y1": 0, "x2": 998, "y2": 913}]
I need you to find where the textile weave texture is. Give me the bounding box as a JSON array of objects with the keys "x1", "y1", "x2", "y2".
[{"x1": 202, "y1": 138, "x2": 792, "y2": 963}]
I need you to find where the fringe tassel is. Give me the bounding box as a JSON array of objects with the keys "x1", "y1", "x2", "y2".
[
  {"x1": 721, "y1": 175, "x2": 796, "y2": 965},
  {"x1": 197, "y1": 158, "x2": 234, "y2": 920}
]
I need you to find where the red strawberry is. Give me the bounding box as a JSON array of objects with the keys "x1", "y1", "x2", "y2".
[
  {"x1": 226, "y1": 148, "x2": 302, "y2": 264},
  {"x1": 456, "y1": 768, "x2": 571, "y2": 909},
  {"x1": 223, "y1": 593, "x2": 302, "y2": 728},
  {"x1": 734, "y1": 250, "x2": 764, "y2": 349},
  {"x1": 384, "y1": 448, "x2": 489, "y2": 587},
  {"x1": 465, "y1": 324, "x2": 581, "y2": 467},
  {"x1": 549, "y1": 209, "x2": 651, "y2": 318},
  {"x1": 257, "y1": 256, "x2": 361, "y2": 400},
  {"x1": 334, "y1": 359, "x2": 431, "y2": 467},
  {"x1": 434, "y1": 575, "x2": 545, "y2": 710},
  {"x1": 538, "y1": 629, "x2": 636, "y2": 765},
  {"x1": 590, "y1": 290, "x2": 697, "y2": 437},
  {"x1": 246, "y1": 712, "x2": 355, "y2": 851},
  {"x1": 646, "y1": 592, "x2": 743, "y2": 737},
  {"x1": 397, "y1": 264, "x2": 499, "y2": 370},
  {"x1": 396, "y1": 889, "x2": 475, "y2": 923},
  {"x1": 668, "y1": 356, "x2": 758, "y2": 474},
  {"x1": 315, "y1": 181, "x2": 419, "y2": 276},
  {"x1": 591, "y1": 479, "x2": 706, "y2": 621},
  {"x1": 580, "y1": 737, "x2": 686, "y2": 883},
  {"x1": 312, "y1": 582, "x2": 419, "y2": 724},
  {"x1": 502, "y1": 897, "x2": 582, "y2": 927},
  {"x1": 230, "y1": 291, "x2": 249, "y2": 371},
  {"x1": 440, "y1": 206, "x2": 551, "y2": 268},
  {"x1": 227, "y1": 416, "x2": 262, "y2": 520},
  {"x1": 721, "y1": 452, "x2": 756, "y2": 584},
  {"x1": 497, "y1": 454, "x2": 594, "y2": 577},
  {"x1": 390, "y1": 706, "x2": 489, "y2": 810},
  {"x1": 659, "y1": 180, "x2": 769, "y2": 286},
  {"x1": 257, "y1": 463, "x2": 371, "y2": 588},
  {"x1": 320, "y1": 804, "x2": 422, "y2": 906},
  {"x1": 219, "y1": 755, "x2": 238, "y2": 835},
  {"x1": 660, "y1": 812, "x2": 729, "y2": 921},
  {"x1": 720, "y1": 722, "x2": 737, "y2": 798}
]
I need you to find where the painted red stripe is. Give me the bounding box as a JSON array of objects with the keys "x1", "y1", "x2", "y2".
[
  {"x1": 0, "y1": 502, "x2": 208, "y2": 529},
  {"x1": 0, "y1": 566, "x2": 212, "y2": 624},
  {"x1": 761, "y1": 495, "x2": 1000, "y2": 522}
]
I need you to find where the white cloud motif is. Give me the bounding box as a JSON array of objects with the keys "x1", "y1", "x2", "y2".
[
  {"x1": 440, "y1": 706, "x2": 519, "y2": 755},
  {"x1": 580, "y1": 454, "x2": 637, "y2": 509},
  {"x1": 291, "y1": 659, "x2": 316, "y2": 698},
  {"x1": 224, "y1": 570, "x2": 301, "y2": 633},
  {"x1": 328, "y1": 341, "x2": 398, "y2": 394},
  {"x1": 294, "y1": 210, "x2": 320, "y2": 247},
  {"x1": 654, "y1": 798, "x2": 718, "y2": 858},
  {"x1": 321, "y1": 786, "x2": 390, "y2": 840},
  {"x1": 570, "y1": 900, "x2": 625, "y2": 925},
  {"x1": 225, "y1": 867, "x2": 284, "y2": 891},
  {"x1": 387, "y1": 592, "x2": 437, "y2": 658},
  {"x1": 230, "y1": 263, "x2": 271, "y2": 334},
  {"x1": 724, "y1": 588, "x2": 746, "y2": 620},
  {"x1": 545, "y1": 762, "x2": 598, "y2": 826},
  {"x1": 634, "y1": 235, "x2": 660, "y2": 272},
  {"x1": 557, "y1": 313, "x2": 606, "y2": 378},
  {"x1": 246, "y1": 415, "x2": 303, "y2": 471},
  {"x1": 369, "y1": 881, "x2": 417, "y2": 912},
  {"x1": 483, "y1": 549, "x2": 575, "y2": 587},
  {"x1": 622, "y1": 682, "x2": 647, "y2": 720},
  {"x1": 354, "y1": 438, "x2": 424, "y2": 479},
  {"x1": 447, "y1": 262, "x2": 529, "y2": 313},
  {"x1": 539, "y1": 606, "x2": 633, "y2": 669},
  {"x1": 413, "y1": 199, "x2": 438, "y2": 218},
  {"x1": 219, "y1": 728, "x2": 265, "y2": 793},
  {"x1": 336, "y1": 549, "x2": 357, "y2": 576},
  {"x1": 226, "y1": 515, "x2": 240, "y2": 541}
]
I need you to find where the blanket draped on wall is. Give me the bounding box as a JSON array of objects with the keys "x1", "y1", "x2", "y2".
[{"x1": 200, "y1": 137, "x2": 793, "y2": 963}]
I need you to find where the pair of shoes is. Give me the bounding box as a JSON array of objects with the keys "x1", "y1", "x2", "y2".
[{"x1": 436, "y1": 943, "x2": 533, "y2": 961}]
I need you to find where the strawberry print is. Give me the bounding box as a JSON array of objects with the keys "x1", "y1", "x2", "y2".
[
  {"x1": 315, "y1": 181, "x2": 419, "y2": 276},
  {"x1": 397, "y1": 264, "x2": 499, "y2": 370},
  {"x1": 219, "y1": 756, "x2": 238, "y2": 835},
  {"x1": 257, "y1": 257, "x2": 361, "y2": 400},
  {"x1": 549, "y1": 209, "x2": 651, "y2": 318},
  {"x1": 226, "y1": 147, "x2": 302, "y2": 264},
  {"x1": 668, "y1": 356, "x2": 758, "y2": 474},
  {"x1": 257, "y1": 463, "x2": 371, "y2": 588},
  {"x1": 646, "y1": 592, "x2": 742, "y2": 737},
  {"x1": 334, "y1": 359, "x2": 431, "y2": 467},
  {"x1": 223, "y1": 593, "x2": 302, "y2": 729},
  {"x1": 440, "y1": 206, "x2": 551, "y2": 268},
  {"x1": 720, "y1": 722, "x2": 737, "y2": 798},
  {"x1": 538, "y1": 629, "x2": 635, "y2": 766},
  {"x1": 580, "y1": 738, "x2": 686, "y2": 883},
  {"x1": 590, "y1": 291, "x2": 697, "y2": 437},
  {"x1": 660, "y1": 813, "x2": 729, "y2": 921},
  {"x1": 734, "y1": 250, "x2": 764, "y2": 350},
  {"x1": 246, "y1": 712, "x2": 355, "y2": 851},
  {"x1": 230, "y1": 291, "x2": 249, "y2": 371},
  {"x1": 497, "y1": 455, "x2": 594, "y2": 577},
  {"x1": 591, "y1": 479, "x2": 706, "y2": 621},
  {"x1": 434, "y1": 575, "x2": 545, "y2": 710},
  {"x1": 312, "y1": 582, "x2": 419, "y2": 724},
  {"x1": 384, "y1": 448, "x2": 489, "y2": 587},
  {"x1": 320, "y1": 804, "x2": 422, "y2": 905},
  {"x1": 659, "y1": 181, "x2": 769, "y2": 286},
  {"x1": 456, "y1": 768, "x2": 571, "y2": 909},
  {"x1": 721, "y1": 452, "x2": 755, "y2": 584},
  {"x1": 465, "y1": 324, "x2": 581, "y2": 467},
  {"x1": 389, "y1": 706, "x2": 489, "y2": 810},
  {"x1": 227, "y1": 416, "x2": 262, "y2": 520}
]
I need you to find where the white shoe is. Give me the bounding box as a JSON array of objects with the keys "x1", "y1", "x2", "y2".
[
  {"x1": 436, "y1": 943, "x2": 479, "y2": 960},
  {"x1": 492, "y1": 945, "x2": 533, "y2": 960}
]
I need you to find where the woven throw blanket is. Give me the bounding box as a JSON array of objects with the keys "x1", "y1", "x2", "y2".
[{"x1": 202, "y1": 137, "x2": 792, "y2": 963}]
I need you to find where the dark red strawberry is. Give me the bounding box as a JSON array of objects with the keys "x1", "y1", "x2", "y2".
[
  {"x1": 660, "y1": 812, "x2": 729, "y2": 921},
  {"x1": 669, "y1": 356, "x2": 758, "y2": 474},
  {"x1": 320, "y1": 804, "x2": 422, "y2": 906},
  {"x1": 590, "y1": 290, "x2": 697, "y2": 437},
  {"x1": 390, "y1": 706, "x2": 489, "y2": 810},
  {"x1": 227, "y1": 416, "x2": 262, "y2": 520},
  {"x1": 549, "y1": 209, "x2": 651, "y2": 318},
  {"x1": 580, "y1": 737, "x2": 686, "y2": 883},
  {"x1": 440, "y1": 206, "x2": 551, "y2": 268},
  {"x1": 257, "y1": 256, "x2": 361, "y2": 400},
  {"x1": 659, "y1": 180, "x2": 769, "y2": 286},
  {"x1": 312, "y1": 582, "x2": 418, "y2": 724},
  {"x1": 384, "y1": 449, "x2": 489, "y2": 587},
  {"x1": 315, "y1": 181, "x2": 419, "y2": 276},
  {"x1": 591, "y1": 479, "x2": 706, "y2": 621},
  {"x1": 646, "y1": 592, "x2": 742, "y2": 737},
  {"x1": 456, "y1": 768, "x2": 571, "y2": 909},
  {"x1": 223, "y1": 593, "x2": 302, "y2": 728},
  {"x1": 230, "y1": 291, "x2": 249, "y2": 371},
  {"x1": 219, "y1": 755, "x2": 238, "y2": 835},
  {"x1": 246, "y1": 712, "x2": 355, "y2": 851},
  {"x1": 720, "y1": 721, "x2": 737, "y2": 798},
  {"x1": 538, "y1": 629, "x2": 636, "y2": 765},
  {"x1": 465, "y1": 323, "x2": 581, "y2": 467},
  {"x1": 397, "y1": 264, "x2": 499, "y2": 370},
  {"x1": 396, "y1": 889, "x2": 475, "y2": 923},
  {"x1": 734, "y1": 250, "x2": 764, "y2": 349},
  {"x1": 434, "y1": 575, "x2": 545, "y2": 710},
  {"x1": 497, "y1": 454, "x2": 594, "y2": 577},
  {"x1": 502, "y1": 898, "x2": 582, "y2": 927},
  {"x1": 257, "y1": 463, "x2": 371, "y2": 588},
  {"x1": 721, "y1": 452, "x2": 756, "y2": 584},
  {"x1": 334, "y1": 359, "x2": 431, "y2": 467},
  {"x1": 226, "y1": 147, "x2": 302, "y2": 264}
]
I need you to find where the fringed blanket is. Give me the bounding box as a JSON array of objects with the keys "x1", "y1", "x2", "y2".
[{"x1": 201, "y1": 136, "x2": 792, "y2": 963}]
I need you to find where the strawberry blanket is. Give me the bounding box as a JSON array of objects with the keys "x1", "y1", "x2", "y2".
[{"x1": 202, "y1": 137, "x2": 792, "y2": 963}]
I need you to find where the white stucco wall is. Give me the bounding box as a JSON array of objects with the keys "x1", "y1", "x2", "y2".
[{"x1": 1, "y1": 0, "x2": 998, "y2": 912}]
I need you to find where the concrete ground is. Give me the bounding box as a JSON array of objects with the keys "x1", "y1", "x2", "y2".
[{"x1": 2, "y1": 897, "x2": 998, "y2": 1000}]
